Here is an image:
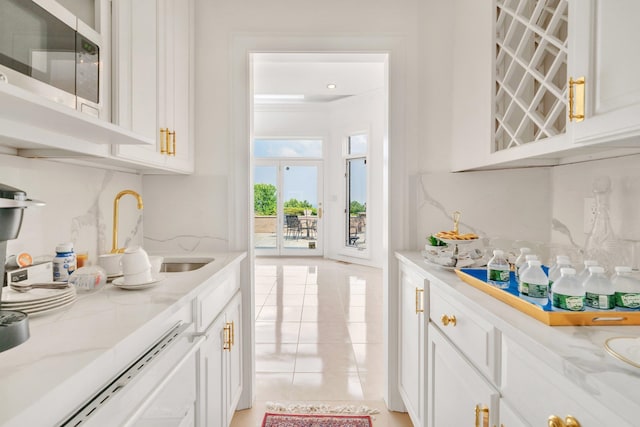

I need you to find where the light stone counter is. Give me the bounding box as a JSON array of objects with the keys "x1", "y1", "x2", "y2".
[
  {"x1": 397, "y1": 251, "x2": 640, "y2": 425},
  {"x1": 0, "y1": 251, "x2": 246, "y2": 427}
]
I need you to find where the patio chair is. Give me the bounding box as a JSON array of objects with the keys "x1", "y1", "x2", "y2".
[{"x1": 284, "y1": 215, "x2": 302, "y2": 240}]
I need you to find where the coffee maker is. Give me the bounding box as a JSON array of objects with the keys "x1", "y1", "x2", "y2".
[{"x1": 0, "y1": 183, "x2": 44, "y2": 353}]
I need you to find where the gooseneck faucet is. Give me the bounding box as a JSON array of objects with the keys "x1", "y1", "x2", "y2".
[{"x1": 111, "y1": 190, "x2": 144, "y2": 253}]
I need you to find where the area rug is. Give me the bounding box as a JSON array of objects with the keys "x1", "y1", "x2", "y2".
[{"x1": 262, "y1": 413, "x2": 373, "y2": 427}]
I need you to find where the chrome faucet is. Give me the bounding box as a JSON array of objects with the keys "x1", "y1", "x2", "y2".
[{"x1": 111, "y1": 190, "x2": 143, "y2": 253}]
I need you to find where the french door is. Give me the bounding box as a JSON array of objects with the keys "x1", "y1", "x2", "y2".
[{"x1": 254, "y1": 160, "x2": 323, "y2": 256}]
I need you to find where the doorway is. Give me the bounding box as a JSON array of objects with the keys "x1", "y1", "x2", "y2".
[{"x1": 254, "y1": 156, "x2": 324, "y2": 256}]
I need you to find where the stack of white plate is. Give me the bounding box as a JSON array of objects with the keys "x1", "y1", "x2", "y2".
[{"x1": 0, "y1": 286, "x2": 77, "y2": 317}]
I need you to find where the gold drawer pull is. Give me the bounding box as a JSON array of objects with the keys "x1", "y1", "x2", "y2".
[
  {"x1": 160, "y1": 128, "x2": 168, "y2": 153},
  {"x1": 441, "y1": 314, "x2": 456, "y2": 327},
  {"x1": 415, "y1": 288, "x2": 424, "y2": 314},
  {"x1": 568, "y1": 76, "x2": 585, "y2": 122},
  {"x1": 548, "y1": 415, "x2": 581, "y2": 427},
  {"x1": 223, "y1": 322, "x2": 232, "y2": 351},
  {"x1": 475, "y1": 405, "x2": 489, "y2": 427}
]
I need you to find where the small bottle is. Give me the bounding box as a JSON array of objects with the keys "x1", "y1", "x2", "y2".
[
  {"x1": 551, "y1": 268, "x2": 585, "y2": 311},
  {"x1": 576, "y1": 260, "x2": 599, "y2": 286},
  {"x1": 611, "y1": 266, "x2": 640, "y2": 309},
  {"x1": 53, "y1": 242, "x2": 77, "y2": 282},
  {"x1": 487, "y1": 249, "x2": 510, "y2": 288},
  {"x1": 548, "y1": 256, "x2": 572, "y2": 288},
  {"x1": 518, "y1": 254, "x2": 539, "y2": 293},
  {"x1": 583, "y1": 266, "x2": 615, "y2": 310},
  {"x1": 520, "y1": 260, "x2": 549, "y2": 304},
  {"x1": 514, "y1": 247, "x2": 531, "y2": 284}
]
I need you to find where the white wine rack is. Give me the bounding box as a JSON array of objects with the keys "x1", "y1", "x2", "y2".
[{"x1": 494, "y1": 0, "x2": 568, "y2": 151}]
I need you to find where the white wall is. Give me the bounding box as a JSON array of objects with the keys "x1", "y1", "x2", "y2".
[
  {"x1": 328, "y1": 90, "x2": 385, "y2": 267},
  {"x1": 0, "y1": 155, "x2": 143, "y2": 266}
]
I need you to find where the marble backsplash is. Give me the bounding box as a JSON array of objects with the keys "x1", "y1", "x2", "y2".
[
  {"x1": 416, "y1": 154, "x2": 640, "y2": 269},
  {"x1": 0, "y1": 155, "x2": 143, "y2": 267}
]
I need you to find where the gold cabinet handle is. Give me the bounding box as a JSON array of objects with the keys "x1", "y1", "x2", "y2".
[
  {"x1": 168, "y1": 131, "x2": 176, "y2": 156},
  {"x1": 160, "y1": 128, "x2": 168, "y2": 153},
  {"x1": 223, "y1": 322, "x2": 232, "y2": 351},
  {"x1": 475, "y1": 405, "x2": 489, "y2": 427},
  {"x1": 415, "y1": 288, "x2": 424, "y2": 314},
  {"x1": 568, "y1": 76, "x2": 585, "y2": 122},
  {"x1": 549, "y1": 415, "x2": 581, "y2": 427},
  {"x1": 441, "y1": 314, "x2": 457, "y2": 326}
]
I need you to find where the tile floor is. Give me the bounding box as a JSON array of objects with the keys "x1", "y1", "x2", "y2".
[{"x1": 230, "y1": 257, "x2": 413, "y2": 427}]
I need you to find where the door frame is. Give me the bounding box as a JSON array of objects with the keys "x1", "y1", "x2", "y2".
[
  {"x1": 232, "y1": 35, "x2": 409, "y2": 412},
  {"x1": 254, "y1": 158, "x2": 324, "y2": 257}
]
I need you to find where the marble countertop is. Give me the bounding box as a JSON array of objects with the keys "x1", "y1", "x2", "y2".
[
  {"x1": 0, "y1": 251, "x2": 246, "y2": 427},
  {"x1": 397, "y1": 251, "x2": 640, "y2": 424}
]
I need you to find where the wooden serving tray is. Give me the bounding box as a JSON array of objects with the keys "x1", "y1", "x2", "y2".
[{"x1": 455, "y1": 268, "x2": 640, "y2": 326}]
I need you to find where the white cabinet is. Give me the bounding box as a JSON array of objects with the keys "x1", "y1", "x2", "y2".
[
  {"x1": 501, "y1": 336, "x2": 631, "y2": 427},
  {"x1": 570, "y1": 0, "x2": 640, "y2": 147},
  {"x1": 450, "y1": 0, "x2": 640, "y2": 172},
  {"x1": 426, "y1": 324, "x2": 499, "y2": 427},
  {"x1": 397, "y1": 261, "x2": 428, "y2": 427},
  {"x1": 112, "y1": 0, "x2": 194, "y2": 174},
  {"x1": 200, "y1": 291, "x2": 243, "y2": 427}
]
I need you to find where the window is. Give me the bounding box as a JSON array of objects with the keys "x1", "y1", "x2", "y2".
[
  {"x1": 345, "y1": 134, "x2": 367, "y2": 249},
  {"x1": 254, "y1": 139, "x2": 322, "y2": 158}
]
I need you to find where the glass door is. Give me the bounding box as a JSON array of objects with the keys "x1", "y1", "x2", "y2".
[{"x1": 254, "y1": 160, "x2": 323, "y2": 256}]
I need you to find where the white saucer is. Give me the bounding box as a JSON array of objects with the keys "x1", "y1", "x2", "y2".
[
  {"x1": 604, "y1": 336, "x2": 640, "y2": 369},
  {"x1": 112, "y1": 274, "x2": 164, "y2": 290}
]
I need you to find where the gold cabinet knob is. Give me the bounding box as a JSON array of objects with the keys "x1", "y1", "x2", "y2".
[
  {"x1": 548, "y1": 415, "x2": 581, "y2": 427},
  {"x1": 441, "y1": 314, "x2": 457, "y2": 326}
]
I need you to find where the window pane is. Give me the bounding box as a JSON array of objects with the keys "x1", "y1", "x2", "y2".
[
  {"x1": 346, "y1": 157, "x2": 366, "y2": 249},
  {"x1": 255, "y1": 139, "x2": 322, "y2": 158},
  {"x1": 348, "y1": 134, "x2": 367, "y2": 155}
]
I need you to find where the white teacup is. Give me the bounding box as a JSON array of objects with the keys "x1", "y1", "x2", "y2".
[
  {"x1": 98, "y1": 253, "x2": 123, "y2": 276},
  {"x1": 123, "y1": 268, "x2": 153, "y2": 286},
  {"x1": 149, "y1": 255, "x2": 164, "y2": 276},
  {"x1": 121, "y1": 246, "x2": 151, "y2": 276}
]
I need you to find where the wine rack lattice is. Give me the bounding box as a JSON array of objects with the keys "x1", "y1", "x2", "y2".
[{"x1": 495, "y1": 0, "x2": 568, "y2": 151}]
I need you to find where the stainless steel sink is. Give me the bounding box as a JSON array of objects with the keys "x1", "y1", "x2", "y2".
[{"x1": 160, "y1": 257, "x2": 214, "y2": 273}]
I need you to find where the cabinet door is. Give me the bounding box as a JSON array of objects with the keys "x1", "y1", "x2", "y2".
[
  {"x1": 225, "y1": 292, "x2": 243, "y2": 418},
  {"x1": 427, "y1": 324, "x2": 499, "y2": 427},
  {"x1": 499, "y1": 399, "x2": 528, "y2": 427},
  {"x1": 202, "y1": 314, "x2": 227, "y2": 427},
  {"x1": 571, "y1": 0, "x2": 640, "y2": 145},
  {"x1": 398, "y1": 265, "x2": 426, "y2": 427},
  {"x1": 112, "y1": 0, "x2": 194, "y2": 173},
  {"x1": 112, "y1": 0, "x2": 159, "y2": 154}
]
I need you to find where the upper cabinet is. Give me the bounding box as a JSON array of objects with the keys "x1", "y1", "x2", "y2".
[
  {"x1": 112, "y1": 0, "x2": 195, "y2": 174},
  {"x1": 570, "y1": 0, "x2": 640, "y2": 146},
  {"x1": 451, "y1": 0, "x2": 640, "y2": 172}
]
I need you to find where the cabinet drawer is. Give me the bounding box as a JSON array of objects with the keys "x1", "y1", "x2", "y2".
[
  {"x1": 198, "y1": 270, "x2": 238, "y2": 330},
  {"x1": 502, "y1": 337, "x2": 632, "y2": 427},
  {"x1": 429, "y1": 284, "x2": 499, "y2": 383}
]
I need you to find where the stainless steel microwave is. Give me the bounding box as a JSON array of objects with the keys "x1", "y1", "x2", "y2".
[{"x1": 0, "y1": 0, "x2": 103, "y2": 119}]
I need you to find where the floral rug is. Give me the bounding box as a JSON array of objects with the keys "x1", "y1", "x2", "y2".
[{"x1": 261, "y1": 413, "x2": 373, "y2": 427}]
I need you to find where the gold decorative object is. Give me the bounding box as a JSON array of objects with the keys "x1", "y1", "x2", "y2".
[{"x1": 415, "y1": 288, "x2": 424, "y2": 314}]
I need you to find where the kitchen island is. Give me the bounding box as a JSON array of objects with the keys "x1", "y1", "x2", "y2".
[
  {"x1": 0, "y1": 251, "x2": 246, "y2": 427},
  {"x1": 397, "y1": 251, "x2": 640, "y2": 427}
]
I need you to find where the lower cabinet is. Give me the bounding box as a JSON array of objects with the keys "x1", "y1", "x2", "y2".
[
  {"x1": 501, "y1": 337, "x2": 631, "y2": 427},
  {"x1": 200, "y1": 291, "x2": 243, "y2": 427},
  {"x1": 397, "y1": 260, "x2": 428, "y2": 427},
  {"x1": 426, "y1": 324, "x2": 499, "y2": 427}
]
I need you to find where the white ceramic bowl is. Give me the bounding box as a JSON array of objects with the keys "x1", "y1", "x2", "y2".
[
  {"x1": 121, "y1": 246, "x2": 151, "y2": 276},
  {"x1": 98, "y1": 253, "x2": 123, "y2": 276}
]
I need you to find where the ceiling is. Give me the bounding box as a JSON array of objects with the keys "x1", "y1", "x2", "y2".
[{"x1": 252, "y1": 53, "x2": 387, "y2": 104}]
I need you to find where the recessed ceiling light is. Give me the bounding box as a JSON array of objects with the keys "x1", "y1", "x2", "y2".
[{"x1": 327, "y1": 84, "x2": 337, "y2": 90}]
